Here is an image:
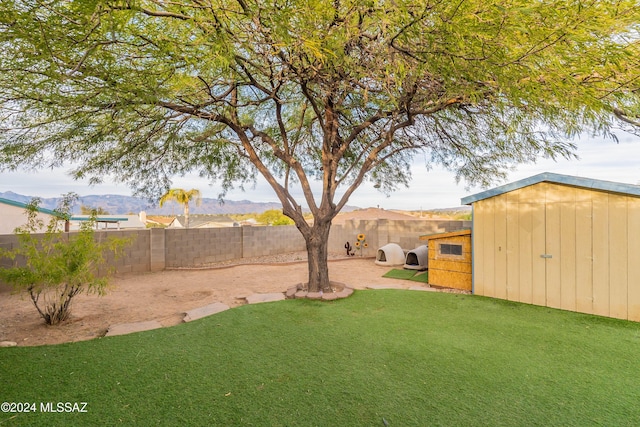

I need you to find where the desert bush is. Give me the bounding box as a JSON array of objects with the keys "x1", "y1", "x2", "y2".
[
  {"x1": 257, "y1": 209, "x2": 294, "y2": 226},
  {"x1": 0, "y1": 194, "x2": 129, "y2": 325}
]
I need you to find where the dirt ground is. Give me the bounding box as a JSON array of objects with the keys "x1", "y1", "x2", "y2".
[{"x1": 0, "y1": 252, "x2": 452, "y2": 347}]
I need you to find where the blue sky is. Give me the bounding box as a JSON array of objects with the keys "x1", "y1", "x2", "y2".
[{"x1": 1, "y1": 133, "x2": 639, "y2": 210}]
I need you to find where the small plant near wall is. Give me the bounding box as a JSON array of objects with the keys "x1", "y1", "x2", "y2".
[
  {"x1": 0, "y1": 194, "x2": 129, "y2": 325},
  {"x1": 354, "y1": 234, "x2": 368, "y2": 256}
]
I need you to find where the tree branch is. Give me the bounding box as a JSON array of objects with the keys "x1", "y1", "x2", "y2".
[
  {"x1": 614, "y1": 107, "x2": 640, "y2": 127},
  {"x1": 247, "y1": 125, "x2": 319, "y2": 215}
]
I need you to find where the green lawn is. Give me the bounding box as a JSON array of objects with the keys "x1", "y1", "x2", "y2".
[{"x1": 2, "y1": 290, "x2": 640, "y2": 426}]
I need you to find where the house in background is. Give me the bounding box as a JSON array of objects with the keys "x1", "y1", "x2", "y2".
[
  {"x1": 142, "y1": 213, "x2": 176, "y2": 228},
  {"x1": 68, "y1": 214, "x2": 146, "y2": 230},
  {"x1": 0, "y1": 197, "x2": 67, "y2": 235},
  {"x1": 462, "y1": 172, "x2": 640, "y2": 322},
  {"x1": 1, "y1": 197, "x2": 148, "y2": 234}
]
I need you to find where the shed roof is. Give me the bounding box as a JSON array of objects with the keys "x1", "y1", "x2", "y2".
[
  {"x1": 0, "y1": 197, "x2": 62, "y2": 217},
  {"x1": 461, "y1": 172, "x2": 640, "y2": 205}
]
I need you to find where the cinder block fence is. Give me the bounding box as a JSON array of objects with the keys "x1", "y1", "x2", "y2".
[{"x1": 0, "y1": 219, "x2": 470, "y2": 274}]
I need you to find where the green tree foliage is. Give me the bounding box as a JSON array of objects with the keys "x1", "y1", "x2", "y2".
[
  {"x1": 159, "y1": 188, "x2": 202, "y2": 228},
  {"x1": 0, "y1": 1, "x2": 638, "y2": 290},
  {"x1": 258, "y1": 209, "x2": 295, "y2": 226},
  {"x1": 0, "y1": 194, "x2": 128, "y2": 325},
  {"x1": 80, "y1": 205, "x2": 110, "y2": 215}
]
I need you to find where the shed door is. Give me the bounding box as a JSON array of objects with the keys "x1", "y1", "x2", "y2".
[
  {"x1": 541, "y1": 188, "x2": 622, "y2": 317},
  {"x1": 524, "y1": 186, "x2": 547, "y2": 308},
  {"x1": 542, "y1": 195, "x2": 568, "y2": 310},
  {"x1": 475, "y1": 183, "x2": 574, "y2": 309},
  {"x1": 519, "y1": 185, "x2": 578, "y2": 311}
]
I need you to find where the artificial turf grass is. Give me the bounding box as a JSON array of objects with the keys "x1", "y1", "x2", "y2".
[
  {"x1": 2, "y1": 291, "x2": 640, "y2": 426},
  {"x1": 408, "y1": 271, "x2": 428, "y2": 283},
  {"x1": 383, "y1": 268, "x2": 429, "y2": 283},
  {"x1": 383, "y1": 268, "x2": 417, "y2": 279}
]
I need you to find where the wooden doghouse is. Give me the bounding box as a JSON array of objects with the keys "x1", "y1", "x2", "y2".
[{"x1": 420, "y1": 229, "x2": 472, "y2": 291}]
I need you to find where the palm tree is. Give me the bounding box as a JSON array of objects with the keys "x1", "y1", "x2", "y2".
[{"x1": 159, "y1": 188, "x2": 202, "y2": 229}]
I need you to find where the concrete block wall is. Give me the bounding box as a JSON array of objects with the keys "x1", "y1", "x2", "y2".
[
  {"x1": 242, "y1": 225, "x2": 306, "y2": 258},
  {"x1": 384, "y1": 220, "x2": 471, "y2": 249},
  {"x1": 328, "y1": 219, "x2": 472, "y2": 257},
  {"x1": 0, "y1": 219, "x2": 472, "y2": 275},
  {"x1": 165, "y1": 227, "x2": 242, "y2": 268},
  {"x1": 0, "y1": 230, "x2": 150, "y2": 278},
  {"x1": 99, "y1": 230, "x2": 149, "y2": 274},
  {"x1": 0, "y1": 234, "x2": 18, "y2": 269},
  {"x1": 328, "y1": 220, "x2": 379, "y2": 257},
  {"x1": 0, "y1": 234, "x2": 18, "y2": 292},
  {"x1": 149, "y1": 228, "x2": 165, "y2": 271}
]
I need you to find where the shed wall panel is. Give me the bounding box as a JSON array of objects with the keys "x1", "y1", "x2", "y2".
[
  {"x1": 506, "y1": 191, "x2": 520, "y2": 302},
  {"x1": 609, "y1": 195, "x2": 628, "y2": 319},
  {"x1": 628, "y1": 198, "x2": 640, "y2": 321},
  {"x1": 483, "y1": 197, "x2": 496, "y2": 297},
  {"x1": 472, "y1": 200, "x2": 486, "y2": 295},
  {"x1": 575, "y1": 192, "x2": 594, "y2": 314},
  {"x1": 481, "y1": 198, "x2": 496, "y2": 296},
  {"x1": 531, "y1": 184, "x2": 547, "y2": 307},
  {"x1": 559, "y1": 188, "x2": 577, "y2": 312},
  {"x1": 430, "y1": 258, "x2": 472, "y2": 274},
  {"x1": 494, "y1": 195, "x2": 508, "y2": 300},
  {"x1": 430, "y1": 270, "x2": 472, "y2": 291},
  {"x1": 545, "y1": 195, "x2": 562, "y2": 309},
  {"x1": 517, "y1": 188, "x2": 534, "y2": 304},
  {"x1": 592, "y1": 192, "x2": 610, "y2": 317}
]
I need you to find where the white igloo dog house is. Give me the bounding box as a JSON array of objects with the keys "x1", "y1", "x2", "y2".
[
  {"x1": 404, "y1": 245, "x2": 428, "y2": 270},
  {"x1": 375, "y1": 243, "x2": 405, "y2": 266}
]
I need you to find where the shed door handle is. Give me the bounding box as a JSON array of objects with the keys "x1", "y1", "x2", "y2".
[{"x1": 540, "y1": 254, "x2": 553, "y2": 259}]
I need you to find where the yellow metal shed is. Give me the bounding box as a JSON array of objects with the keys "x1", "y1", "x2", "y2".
[{"x1": 462, "y1": 172, "x2": 640, "y2": 321}]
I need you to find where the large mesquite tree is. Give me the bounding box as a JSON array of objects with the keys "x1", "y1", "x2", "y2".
[{"x1": 0, "y1": 1, "x2": 638, "y2": 291}]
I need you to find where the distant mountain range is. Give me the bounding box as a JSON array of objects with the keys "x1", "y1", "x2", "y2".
[
  {"x1": 0, "y1": 191, "x2": 358, "y2": 215},
  {"x1": 423, "y1": 206, "x2": 472, "y2": 215}
]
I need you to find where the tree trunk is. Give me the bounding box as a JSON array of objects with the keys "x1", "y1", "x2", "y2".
[
  {"x1": 304, "y1": 219, "x2": 332, "y2": 293},
  {"x1": 184, "y1": 202, "x2": 190, "y2": 229}
]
